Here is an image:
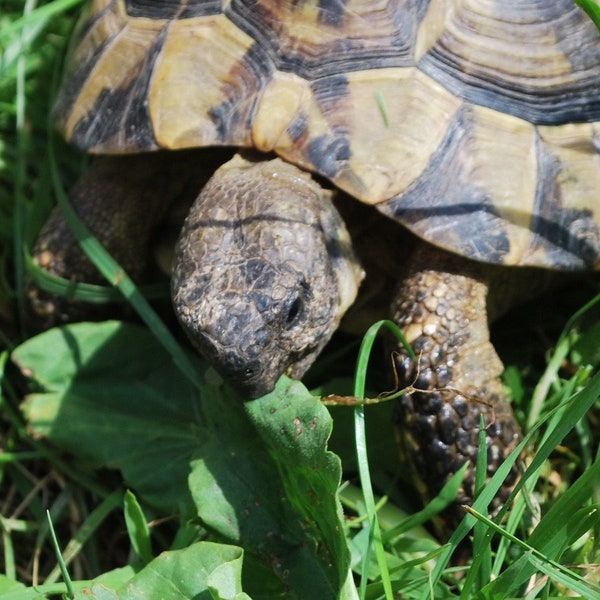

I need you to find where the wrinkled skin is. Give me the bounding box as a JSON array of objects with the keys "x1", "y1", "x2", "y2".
[{"x1": 172, "y1": 155, "x2": 364, "y2": 396}]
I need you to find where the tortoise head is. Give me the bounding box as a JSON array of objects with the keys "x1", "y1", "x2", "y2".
[{"x1": 172, "y1": 155, "x2": 364, "y2": 398}]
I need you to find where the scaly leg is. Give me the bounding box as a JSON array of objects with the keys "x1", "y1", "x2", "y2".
[{"x1": 392, "y1": 242, "x2": 523, "y2": 538}]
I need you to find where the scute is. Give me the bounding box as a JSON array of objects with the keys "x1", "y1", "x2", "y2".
[
  {"x1": 56, "y1": 0, "x2": 600, "y2": 270},
  {"x1": 416, "y1": 0, "x2": 600, "y2": 124}
]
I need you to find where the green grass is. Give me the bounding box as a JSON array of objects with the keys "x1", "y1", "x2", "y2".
[{"x1": 1, "y1": 1, "x2": 600, "y2": 599}]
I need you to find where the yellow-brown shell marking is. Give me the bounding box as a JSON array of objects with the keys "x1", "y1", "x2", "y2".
[{"x1": 55, "y1": 0, "x2": 600, "y2": 270}]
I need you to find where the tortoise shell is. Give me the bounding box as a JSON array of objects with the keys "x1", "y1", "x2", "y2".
[{"x1": 55, "y1": 0, "x2": 600, "y2": 270}]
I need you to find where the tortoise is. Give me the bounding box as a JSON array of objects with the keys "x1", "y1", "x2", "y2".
[{"x1": 29, "y1": 0, "x2": 600, "y2": 536}]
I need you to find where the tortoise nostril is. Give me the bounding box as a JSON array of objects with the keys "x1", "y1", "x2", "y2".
[{"x1": 285, "y1": 296, "x2": 303, "y2": 328}]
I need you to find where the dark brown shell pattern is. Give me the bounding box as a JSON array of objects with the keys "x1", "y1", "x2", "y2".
[{"x1": 55, "y1": 0, "x2": 600, "y2": 270}]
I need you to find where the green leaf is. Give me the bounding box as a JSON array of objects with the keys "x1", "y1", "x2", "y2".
[
  {"x1": 0, "y1": 576, "x2": 26, "y2": 596},
  {"x1": 73, "y1": 542, "x2": 249, "y2": 600},
  {"x1": 14, "y1": 321, "x2": 205, "y2": 513},
  {"x1": 14, "y1": 322, "x2": 351, "y2": 598},
  {"x1": 207, "y1": 561, "x2": 253, "y2": 600},
  {"x1": 575, "y1": 0, "x2": 600, "y2": 30},
  {"x1": 123, "y1": 490, "x2": 153, "y2": 565},
  {"x1": 190, "y1": 377, "x2": 350, "y2": 599}
]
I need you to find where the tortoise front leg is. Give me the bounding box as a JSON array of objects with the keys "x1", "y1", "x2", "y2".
[
  {"x1": 392, "y1": 242, "x2": 523, "y2": 538},
  {"x1": 26, "y1": 151, "x2": 202, "y2": 331}
]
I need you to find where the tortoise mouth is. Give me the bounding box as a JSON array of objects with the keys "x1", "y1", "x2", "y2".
[{"x1": 218, "y1": 366, "x2": 279, "y2": 400}]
